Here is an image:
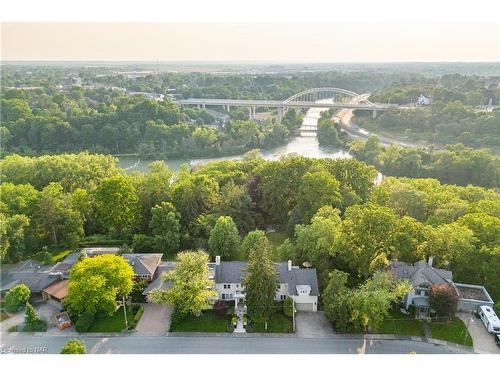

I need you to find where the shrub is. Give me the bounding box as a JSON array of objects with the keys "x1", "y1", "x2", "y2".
[
  {"x1": 34, "y1": 250, "x2": 54, "y2": 264},
  {"x1": 5, "y1": 284, "x2": 31, "y2": 313},
  {"x1": 429, "y1": 284, "x2": 458, "y2": 318},
  {"x1": 61, "y1": 339, "x2": 86, "y2": 354},
  {"x1": 24, "y1": 302, "x2": 47, "y2": 332},
  {"x1": 283, "y1": 297, "x2": 294, "y2": 318},
  {"x1": 213, "y1": 300, "x2": 228, "y2": 316},
  {"x1": 130, "y1": 280, "x2": 148, "y2": 303},
  {"x1": 75, "y1": 312, "x2": 95, "y2": 333}
]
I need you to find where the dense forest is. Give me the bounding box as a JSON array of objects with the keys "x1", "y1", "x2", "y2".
[
  {"x1": 1, "y1": 153, "x2": 499, "y2": 302},
  {"x1": 353, "y1": 74, "x2": 500, "y2": 152}
]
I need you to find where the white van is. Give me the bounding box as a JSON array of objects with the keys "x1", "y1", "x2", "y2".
[{"x1": 477, "y1": 305, "x2": 500, "y2": 334}]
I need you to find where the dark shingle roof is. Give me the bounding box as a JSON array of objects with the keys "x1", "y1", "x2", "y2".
[
  {"x1": 122, "y1": 253, "x2": 162, "y2": 277},
  {"x1": 390, "y1": 260, "x2": 453, "y2": 288}
]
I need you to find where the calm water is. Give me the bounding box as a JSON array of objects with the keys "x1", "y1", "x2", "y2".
[{"x1": 118, "y1": 103, "x2": 351, "y2": 173}]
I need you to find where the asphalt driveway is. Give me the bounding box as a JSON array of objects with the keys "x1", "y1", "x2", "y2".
[
  {"x1": 295, "y1": 311, "x2": 334, "y2": 338},
  {"x1": 133, "y1": 303, "x2": 172, "y2": 336},
  {"x1": 457, "y1": 312, "x2": 500, "y2": 354}
]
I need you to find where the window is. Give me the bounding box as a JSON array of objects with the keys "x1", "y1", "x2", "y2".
[
  {"x1": 280, "y1": 295, "x2": 287, "y2": 300},
  {"x1": 223, "y1": 284, "x2": 231, "y2": 289}
]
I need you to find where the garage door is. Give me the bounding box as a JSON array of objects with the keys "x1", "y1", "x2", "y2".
[{"x1": 295, "y1": 303, "x2": 314, "y2": 311}]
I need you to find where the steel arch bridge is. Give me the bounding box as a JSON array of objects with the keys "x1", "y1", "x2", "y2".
[{"x1": 282, "y1": 87, "x2": 375, "y2": 106}]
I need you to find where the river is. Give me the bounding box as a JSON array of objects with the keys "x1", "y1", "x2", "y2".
[{"x1": 118, "y1": 102, "x2": 351, "y2": 173}]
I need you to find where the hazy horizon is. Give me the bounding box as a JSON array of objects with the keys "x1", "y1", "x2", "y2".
[{"x1": 2, "y1": 22, "x2": 499, "y2": 62}]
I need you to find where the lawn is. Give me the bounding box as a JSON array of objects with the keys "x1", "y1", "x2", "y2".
[
  {"x1": 375, "y1": 309, "x2": 424, "y2": 337},
  {"x1": 52, "y1": 249, "x2": 72, "y2": 263},
  {"x1": 172, "y1": 310, "x2": 230, "y2": 333},
  {"x1": 88, "y1": 305, "x2": 137, "y2": 332},
  {"x1": 246, "y1": 313, "x2": 293, "y2": 333},
  {"x1": 429, "y1": 317, "x2": 473, "y2": 347}
]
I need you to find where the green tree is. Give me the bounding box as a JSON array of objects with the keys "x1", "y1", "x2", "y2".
[
  {"x1": 5, "y1": 284, "x2": 31, "y2": 313},
  {"x1": 61, "y1": 339, "x2": 86, "y2": 354},
  {"x1": 240, "y1": 230, "x2": 269, "y2": 258},
  {"x1": 24, "y1": 302, "x2": 46, "y2": 331},
  {"x1": 244, "y1": 245, "x2": 278, "y2": 330},
  {"x1": 93, "y1": 175, "x2": 139, "y2": 237},
  {"x1": 149, "y1": 202, "x2": 181, "y2": 256},
  {"x1": 283, "y1": 297, "x2": 294, "y2": 318},
  {"x1": 65, "y1": 254, "x2": 134, "y2": 316},
  {"x1": 296, "y1": 171, "x2": 342, "y2": 223},
  {"x1": 149, "y1": 250, "x2": 217, "y2": 316},
  {"x1": 317, "y1": 118, "x2": 341, "y2": 146},
  {"x1": 208, "y1": 216, "x2": 240, "y2": 259},
  {"x1": 214, "y1": 181, "x2": 257, "y2": 233}
]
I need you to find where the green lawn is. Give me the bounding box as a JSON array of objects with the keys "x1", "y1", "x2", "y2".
[
  {"x1": 247, "y1": 313, "x2": 293, "y2": 333},
  {"x1": 88, "y1": 306, "x2": 137, "y2": 332},
  {"x1": 52, "y1": 249, "x2": 72, "y2": 263},
  {"x1": 375, "y1": 309, "x2": 424, "y2": 337},
  {"x1": 172, "y1": 311, "x2": 230, "y2": 333},
  {"x1": 429, "y1": 318, "x2": 473, "y2": 347}
]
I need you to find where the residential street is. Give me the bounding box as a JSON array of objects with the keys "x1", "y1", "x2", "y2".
[{"x1": 1, "y1": 334, "x2": 470, "y2": 354}]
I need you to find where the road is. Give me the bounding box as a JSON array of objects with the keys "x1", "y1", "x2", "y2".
[
  {"x1": 0, "y1": 334, "x2": 469, "y2": 354},
  {"x1": 334, "y1": 95, "x2": 419, "y2": 148}
]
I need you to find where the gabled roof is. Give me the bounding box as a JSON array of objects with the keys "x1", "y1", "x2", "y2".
[
  {"x1": 122, "y1": 253, "x2": 163, "y2": 277},
  {"x1": 389, "y1": 260, "x2": 453, "y2": 288},
  {"x1": 214, "y1": 261, "x2": 319, "y2": 296},
  {"x1": 42, "y1": 279, "x2": 69, "y2": 300},
  {"x1": 1, "y1": 260, "x2": 64, "y2": 293}
]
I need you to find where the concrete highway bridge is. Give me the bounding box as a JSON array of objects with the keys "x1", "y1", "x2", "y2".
[{"x1": 178, "y1": 87, "x2": 398, "y2": 123}]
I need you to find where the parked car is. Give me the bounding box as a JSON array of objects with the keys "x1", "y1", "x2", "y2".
[
  {"x1": 495, "y1": 334, "x2": 500, "y2": 348},
  {"x1": 477, "y1": 305, "x2": 500, "y2": 334}
]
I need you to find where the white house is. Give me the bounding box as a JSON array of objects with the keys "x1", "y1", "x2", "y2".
[
  {"x1": 417, "y1": 94, "x2": 432, "y2": 105},
  {"x1": 209, "y1": 256, "x2": 319, "y2": 312}
]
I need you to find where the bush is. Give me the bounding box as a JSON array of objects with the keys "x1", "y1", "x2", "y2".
[
  {"x1": 128, "y1": 305, "x2": 144, "y2": 330},
  {"x1": 213, "y1": 300, "x2": 228, "y2": 316},
  {"x1": 5, "y1": 284, "x2": 31, "y2": 313},
  {"x1": 33, "y1": 250, "x2": 54, "y2": 264},
  {"x1": 61, "y1": 339, "x2": 86, "y2": 354},
  {"x1": 75, "y1": 312, "x2": 95, "y2": 333},
  {"x1": 283, "y1": 297, "x2": 294, "y2": 318},
  {"x1": 132, "y1": 234, "x2": 155, "y2": 253}
]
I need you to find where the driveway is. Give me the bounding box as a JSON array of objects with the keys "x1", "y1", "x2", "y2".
[
  {"x1": 457, "y1": 312, "x2": 500, "y2": 354},
  {"x1": 133, "y1": 303, "x2": 172, "y2": 336},
  {"x1": 295, "y1": 311, "x2": 334, "y2": 338}
]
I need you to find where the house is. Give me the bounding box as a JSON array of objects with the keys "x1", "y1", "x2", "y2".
[
  {"x1": 121, "y1": 253, "x2": 163, "y2": 282},
  {"x1": 417, "y1": 94, "x2": 432, "y2": 105},
  {"x1": 81, "y1": 248, "x2": 163, "y2": 282},
  {"x1": 389, "y1": 258, "x2": 494, "y2": 318},
  {"x1": 210, "y1": 256, "x2": 319, "y2": 312},
  {"x1": 0, "y1": 252, "x2": 80, "y2": 295}
]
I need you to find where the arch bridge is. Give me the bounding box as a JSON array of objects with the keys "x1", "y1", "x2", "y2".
[{"x1": 178, "y1": 87, "x2": 396, "y2": 122}]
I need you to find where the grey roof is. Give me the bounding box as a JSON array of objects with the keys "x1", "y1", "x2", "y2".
[
  {"x1": 390, "y1": 260, "x2": 453, "y2": 288},
  {"x1": 214, "y1": 261, "x2": 319, "y2": 296},
  {"x1": 1, "y1": 253, "x2": 81, "y2": 293},
  {"x1": 143, "y1": 262, "x2": 175, "y2": 294},
  {"x1": 82, "y1": 247, "x2": 121, "y2": 257},
  {"x1": 122, "y1": 253, "x2": 162, "y2": 277}
]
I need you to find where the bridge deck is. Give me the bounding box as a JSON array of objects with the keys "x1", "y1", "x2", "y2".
[{"x1": 178, "y1": 98, "x2": 393, "y2": 111}]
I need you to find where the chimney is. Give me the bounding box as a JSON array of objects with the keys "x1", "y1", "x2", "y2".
[
  {"x1": 428, "y1": 256, "x2": 433, "y2": 268},
  {"x1": 287, "y1": 260, "x2": 292, "y2": 271},
  {"x1": 215, "y1": 256, "x2": 221, "y2": 265}
]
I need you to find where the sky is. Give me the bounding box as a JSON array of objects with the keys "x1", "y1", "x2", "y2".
[
  {"x1": 1, "y1": 0, "x2": 499, "y2": 63},
  {"x1": 2, "y1": 22, "x2": 499, "y2": 62}
]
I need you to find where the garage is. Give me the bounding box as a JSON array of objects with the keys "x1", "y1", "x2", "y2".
[{"x1": 295, "y1": 302, "x2": 317, "y2": 312}]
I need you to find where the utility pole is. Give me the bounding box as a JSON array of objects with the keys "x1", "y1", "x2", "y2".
[
  {"x1": 292, "y1": 298, "x2": 296, "y2": 332},
  {"x1": 123, "y1": 296, "x2": 128, "y2": 330}
]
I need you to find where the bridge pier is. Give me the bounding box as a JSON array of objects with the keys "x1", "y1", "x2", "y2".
[
  {"x1": 248, "y1": 106, "x2": 256, "y2": 119},
  {"x1": 372, "y1": 110, "x2": 377, "y2": 119},
  {"x1": 277, "y1": 107, "x2": 284, "y2": 123}
]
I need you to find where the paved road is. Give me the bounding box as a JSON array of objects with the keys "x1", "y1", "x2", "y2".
[{"x1": 1, "y1": 334, "x2": 469, "y2": 354}]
